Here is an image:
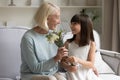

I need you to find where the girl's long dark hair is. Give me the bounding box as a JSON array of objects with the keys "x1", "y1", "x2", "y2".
[{"x1": 68, "y1": 14, "x2": 95, "y2": 46}]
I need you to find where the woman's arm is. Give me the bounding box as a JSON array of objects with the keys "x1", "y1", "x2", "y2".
[
  {"x1": 21, "y1": 35, "x2": 68, "y2": 74},
  {"x1": 21, "y1": 36, "x2": 58, "y2": 73}
]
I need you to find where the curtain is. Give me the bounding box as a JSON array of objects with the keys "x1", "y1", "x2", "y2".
[{"x1": 111, "y1": 0, "x2": 120, "y2": 52}]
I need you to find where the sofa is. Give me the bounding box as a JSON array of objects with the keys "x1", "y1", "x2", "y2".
[
  {"x1": 0, "y1": 26, "x2": 120, "y2": 80},
  {"x1": 63, "y1": 30, "x2": 120, "y2": 80}
]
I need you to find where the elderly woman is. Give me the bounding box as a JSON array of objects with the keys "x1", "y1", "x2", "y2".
[{"x1": 20, "y1": 2, "x2": 68, "y2": 80}]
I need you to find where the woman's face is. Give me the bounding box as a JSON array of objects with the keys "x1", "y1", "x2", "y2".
[
  {"x1": 47, "y1": 10, "x2": 60, "y2": 30},
  {"x1": 70, "y1": 22, "x2": 81, "y2": 35}
]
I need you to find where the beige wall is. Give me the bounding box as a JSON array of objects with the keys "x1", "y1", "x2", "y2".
[
  {"x1": 101, "y1": 0, "x2": 113, "y2": 50},
  {"x1": 0, "y1": 0, "x2": 110, "y2": 50}
]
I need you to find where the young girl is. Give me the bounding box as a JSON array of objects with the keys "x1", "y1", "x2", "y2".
[{"x1": 61, "y1": 14, "x2": 103, "y2": 80}]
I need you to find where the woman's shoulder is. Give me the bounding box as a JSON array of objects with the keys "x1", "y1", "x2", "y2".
[{"x1": 22, "y1": 29, "x2": 35, "y2": 40}]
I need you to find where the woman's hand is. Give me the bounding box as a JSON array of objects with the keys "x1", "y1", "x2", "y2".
[
  {"x1": 54, "y1": 47, "x2": 68, "y2": 62},
  {"x1": 67, "y1": 65, "x2": 78, "y2": 72},
  {"x1": 60, "y1": 60, "x2": 78, "y2": 72}
]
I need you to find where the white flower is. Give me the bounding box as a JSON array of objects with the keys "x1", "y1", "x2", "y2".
[
  {"x1": 46, "y1": 30, "x2": 64, "y2": 47},
  {"x1": 47, "y1": 33, "x2": 59, "y2": 43}
]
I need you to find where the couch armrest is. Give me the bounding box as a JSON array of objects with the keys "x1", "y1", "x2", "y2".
[
  {"x1": 97, "y1": 49, "x2": 120, "y2": 75},
  {"x1": 97, "y1": 49, "x2": 120, "y2": 58}
]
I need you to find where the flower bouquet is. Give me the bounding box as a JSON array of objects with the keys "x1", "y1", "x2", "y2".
[
  {"x1": 46, "y1": 30, "x2": 64, "y2": 47},
  {"x1": 46, "y1": 31, "x2": 79, "y2": 66}
]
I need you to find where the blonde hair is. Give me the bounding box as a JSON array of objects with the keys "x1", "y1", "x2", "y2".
[{"x1": 34, "y1": 2, "x2": 60, "y2": 31}]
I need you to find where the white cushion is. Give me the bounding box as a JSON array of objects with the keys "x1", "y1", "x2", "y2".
[
  {"x1": 63, "y1": 32, "x2": 73, "y2": 43},
  {"x1": 0, "y1": 27, "x2": 29, "y2": 79},
  {"x1": 93, "y1": 30, "x2": 114, "y2": 74},
  {"x1": 0, "y1": 78, "x2": 13, "y2": 80},
  {"x1": 94, "y1": 52, "x2": 115, "y2": 74}
]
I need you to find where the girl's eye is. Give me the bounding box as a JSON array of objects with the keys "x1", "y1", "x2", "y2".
[{"x1": 71, "y1": 22, "x2": 78, "y2": 25}]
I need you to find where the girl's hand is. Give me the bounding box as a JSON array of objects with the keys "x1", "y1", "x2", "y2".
[
  {"x1": 93, "y1": 67, "x2": 99, "y2": 77},
  {"x1": 66, "y1": 56, "x2": 79, "y2": 63}
]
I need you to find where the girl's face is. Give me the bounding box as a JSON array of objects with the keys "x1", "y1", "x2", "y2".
[
  {"x1": 47, "y1": 10, "x2": 60, "y2": 30},
  {"x1": 70, "y1": 22, "x2": 81, "y2": 35}
]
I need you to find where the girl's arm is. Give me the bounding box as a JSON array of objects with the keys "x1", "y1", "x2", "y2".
[{"x1": 68, "y1": 41, "x2": 96, "y2": 69}]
